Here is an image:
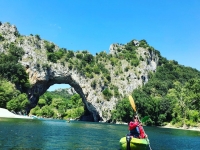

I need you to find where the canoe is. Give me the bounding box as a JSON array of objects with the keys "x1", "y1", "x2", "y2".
[{"x1": 119, "y1": 136, "x2": 149, "y2": 150}]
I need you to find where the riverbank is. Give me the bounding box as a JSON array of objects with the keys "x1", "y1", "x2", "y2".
[
  {"x1": 1, "y1": 108, "x2": 200, "y2": 132},
  {"x1": 159, "y1": 123, "x2": 200, "y2": 132},
  {"x1": 116, "y1": 121, "x2": 200, "y2": 132},
  {"x1": 0, "y1": 108, "x2": 33, "y2": 119}
]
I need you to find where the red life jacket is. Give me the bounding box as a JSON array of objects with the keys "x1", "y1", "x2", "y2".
[
  {"x1": 128, "y1": 121, "x2": 139, "y2": 130},
  {"x1": 128, "y1": 121, "x2": 140, "y2": 138}
]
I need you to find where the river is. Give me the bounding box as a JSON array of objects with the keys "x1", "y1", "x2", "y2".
[{"x1": 0, "y1": 118, "x2": 199, "y2": 150}]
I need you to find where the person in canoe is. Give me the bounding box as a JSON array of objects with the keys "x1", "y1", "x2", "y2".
[{"x1": 127, "y1": 115, "x2": 147, "y2": 139}]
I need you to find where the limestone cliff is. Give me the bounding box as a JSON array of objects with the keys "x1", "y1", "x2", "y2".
[{"x1": 0, "y1": 22, "x2": 159, "y2": 122}]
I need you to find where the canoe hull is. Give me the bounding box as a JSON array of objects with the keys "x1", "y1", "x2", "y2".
[{"x1": 119, "y1": 136, "x2": 149, "y2": 150}]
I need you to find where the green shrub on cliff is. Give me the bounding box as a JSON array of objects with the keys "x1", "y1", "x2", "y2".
[
  {"x1": 0, "y1": 43, "x2": 30, "y2": 91},
  {"x1": 0, "y1": 33, "x2": 4, "y2": 41}
]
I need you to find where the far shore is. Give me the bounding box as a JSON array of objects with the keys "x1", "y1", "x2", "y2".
[
  {"x1": 1, "y1": 108, "x2": 200, "y2": 131},
  {"x1": 116, "y1": 121, "x2": 200, "y2": 132},
  {"x1": 158, "y1": 123, "x2": 200, "y2": 132}
]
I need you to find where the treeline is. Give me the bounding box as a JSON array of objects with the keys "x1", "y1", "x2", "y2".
[
  {"x1": 111, "y1": 58, "x2": 200, "y2": 127},
  {"x1": 0, "y1": 42, "x2": 31, "y2": 114},
  {"x1": 30, "y1": 90, "x2": 84, "y2": 119}
]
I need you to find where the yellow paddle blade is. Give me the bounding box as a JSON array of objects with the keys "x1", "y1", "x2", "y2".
[{"x1": 129, "y1": 95, "x2": 136, "y2": 112}]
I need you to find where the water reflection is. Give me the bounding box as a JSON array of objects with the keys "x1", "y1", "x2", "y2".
[
  {"x1": 0, "y1": 118, "x2": 200, "y2": 150},
  {"x1": 0, "y1": 118, "x2": 45, "y2": 149},
  {"x1": 145, "y1": 126, "x2": 200, "y2": 150}
]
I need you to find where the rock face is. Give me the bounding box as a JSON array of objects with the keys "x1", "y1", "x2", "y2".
[{"x1": 0, "y1": 22, "x2": 159, "y2": 122}]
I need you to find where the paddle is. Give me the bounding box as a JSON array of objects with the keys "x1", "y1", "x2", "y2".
[{"x1": 129, "y1": 95, "x2": 152, "y2": 150}]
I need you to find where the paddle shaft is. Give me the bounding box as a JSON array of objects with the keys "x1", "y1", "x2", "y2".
[
  {"x1": 136, "y1": 111, "x2": 152, "y2": 150},
  {"x1": 129, "y1": 95, "x2": 152, "y2": 150}
]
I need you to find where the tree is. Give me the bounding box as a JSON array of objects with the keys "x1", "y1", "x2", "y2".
[
  {"x1": 8, "y1": 43, "x2": 25, "y2": 60},
  {"x1": 51, "y1": 98, "x2": 65, "y2": 109},
  {"x1": 45, "y1": 41, "x2": 55, "y2": 53},
  {"x1": 38, "y1": 98, "x2": 46, "y2": 108},
  {"x1": 83, "y1": 53, "x2": 94, "y2": 63},
  {"x1": 0, "y1": 34, "x2": 4, "y2": 41},
  {"x1": 111, "y1": 98, "x2": 134, "y2": 123},
  {"x1": 6, "y1": 93, "x2": 29, "y2": 113},
  {"x1": 102, "y1": 88, "x2": 112, "y2": 100},
  {"x1": 70, "y1": 94, "x2": 82, "y2": 107},
  {"x1": 166, "y1": 81, "x2": 189, "y2": 126},
  {"x1": 0, "y1": 79, "x2": 20, "y2": 108},
  {"x1": 0, "y1": 45, "x2": 30, "y2": 91},
  {"x1": 40, "y1": 105, "x2": 54, "y2": 117},
  {"x1": 184, "y1": 78, "x2": 200, "y2": 110}
]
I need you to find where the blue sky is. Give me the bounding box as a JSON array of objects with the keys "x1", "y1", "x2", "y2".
[{"x1": 1, "y1": 0, "x2": 200, "y2": 91}]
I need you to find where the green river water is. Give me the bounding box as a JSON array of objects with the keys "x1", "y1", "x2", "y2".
[{"x1": 0, "y1": 118, "x2": 200, "y2": 150}]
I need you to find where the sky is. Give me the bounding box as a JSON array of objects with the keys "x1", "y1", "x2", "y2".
[{"x1": 0, "y1": 0, "x2": 199, "y2": 91}]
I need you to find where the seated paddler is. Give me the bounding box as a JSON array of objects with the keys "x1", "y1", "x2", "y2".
[{"x1": 127, "y1": 115, "x2": 140, "y2": 138}]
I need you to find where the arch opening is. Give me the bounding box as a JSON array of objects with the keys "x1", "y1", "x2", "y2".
[{"x1": 27, "y1": 79, "x2": 100, "y2": 122}]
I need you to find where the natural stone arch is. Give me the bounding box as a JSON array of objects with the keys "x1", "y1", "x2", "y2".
[
  {"x1": 21, "y1": 44, "x2": 158, "y2": 122},
  {"x1": 26, "y1": 67, "x2": 101, "y2": 122}
]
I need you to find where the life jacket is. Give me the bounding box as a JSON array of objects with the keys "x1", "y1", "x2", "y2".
[{"x1": 128, "y1": 121, "x2": 140, "y2": 138}]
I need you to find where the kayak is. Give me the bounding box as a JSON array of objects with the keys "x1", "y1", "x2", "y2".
[{"x1": 119, "y1": 136, "x2": 149, "y2": 150}]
